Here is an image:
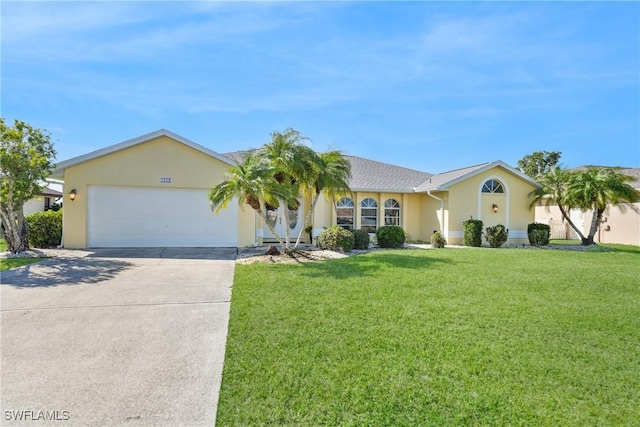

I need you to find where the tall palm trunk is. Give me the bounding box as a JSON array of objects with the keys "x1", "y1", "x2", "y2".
[
  {"x1": 585, "y1": 207, "x2": 604, "y2": 245},
  {"x1": 557, "y1": 203, "x2": 587, "y2": 243},
  {"x1": 278, "y1": 197, "x2": 293, "y2": 252},
  {"x1": 258, "y1": 201, "x2": 286, "y2": 250},
  {"x1": 293, "y1": 192, "x2": 321, "y2": 249}
]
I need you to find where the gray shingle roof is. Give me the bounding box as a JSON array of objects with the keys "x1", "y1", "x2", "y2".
[
  {"x1": 222, "y1": 150, "x2": 252, "y2": 164},
  {"x1": 414, "y1": 163, "x2": 490, "y2": 192},
  {"x1": 222, "y1": 153, "x2": 539, "y2": 193},
  {"x1": 624, "y1": 168, "x2": 640, "y2": 188},
  {"x1": 344, "y1": 156, "x2": 433, "y2": 192},
  {"x1": 573, "y1": 166, "x2": 640, "y2": 189}
]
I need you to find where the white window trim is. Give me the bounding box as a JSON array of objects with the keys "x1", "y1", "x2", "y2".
[
  {"x1": 336, "y1": 197, "x2": 355, "y2": 229},
  {"x1": 384, "y1": 199, "x2": 401, "y2": 226},
  {"x1": 360, "y1": 197, "x2": 378, "y2": 232}
]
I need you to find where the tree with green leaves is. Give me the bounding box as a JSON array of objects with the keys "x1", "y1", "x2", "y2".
[
  {"x1": 517, "y1": 151, "x2": 562, "y2": 178},
  {"x1": 256, "y1": 129, "x2": 318, "y2": 249},
  {"x1": 567, "y1": 167, "x2": 639, "y2": 245},
  {"x1": 292, "y1": 149, "x2": 351, "y2": 248},
  {"x1": 1, "y1": 118, "x2": 57, "y2": 252},
  {"x1": 209, "y1": 128, "x2": 352, "y2": 253},
  {"x1": 530, "y1": 166, "x2": 639, "y2": 245},
  {"x1": 209, "y1": 151, "x2": 293, "y2": 250}
]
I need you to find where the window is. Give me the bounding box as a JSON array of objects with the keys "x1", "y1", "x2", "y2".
[
  {"x1": 336, "y1": 197, "x2": 354, "y2": 230},
  {"x1": 482, "y1": 179, "x2": 505, "y2": 194},
  {"x1": 360, "y1": 198, "x2": 378, "y2": 233},
  {"x1": 384, "y1": 199, "x2": 401, "y2": 226}
]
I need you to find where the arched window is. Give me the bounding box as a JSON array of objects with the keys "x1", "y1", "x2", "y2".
[
  {"x1": 360, "y1": 198, "x2": 378, "y2": 233},
  {"x1": 482, "y1": 179, "x2": 505, "y2": 194},
  {"x1": 336, "y1": 197, "x2": 354, "y2": 230},
  {"x1": 384, "y1": 199, "x2": 401, "y2": 226}
]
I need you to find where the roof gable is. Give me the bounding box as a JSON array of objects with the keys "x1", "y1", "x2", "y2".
[
  {"x1": 51, "y1": 129, "x2": 235, "y2": 178},
  {"x1": 414, "y1": 160, "x2": 541, "y2": 192}
]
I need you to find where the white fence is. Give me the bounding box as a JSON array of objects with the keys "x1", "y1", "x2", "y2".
[{"x1": 548, "y1": 220, "x2": 580, "y2": 240}]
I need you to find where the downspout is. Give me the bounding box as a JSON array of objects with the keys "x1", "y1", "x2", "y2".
[{"x1": 426, "y1": 190, "x2": 445, "y2": 237}]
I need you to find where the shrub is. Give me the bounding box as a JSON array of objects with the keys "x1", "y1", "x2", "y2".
[
  {"x1": 26, "y1": 209, "x2": 62, "y2": 248},
  {"x1": 376, "y1": 225, "x2": 406, "y2": 248},
  {"x1": 463, "y1": 219, "x2": 483, "y2": 247},
  {"x1": 351, "y1": 229, "x2": 370, "y2": 250},
  {"x1": 527, "y1": 223, "x2": 551, "y2": 246},
  {"x1": 318, "y1": 225, "x2": 354, "y2": 252},
  {"x1": 485, "y1": 224, "x2": 508, "y2": 248},
  {"x1": 430, "y1": 231, "x2": 447, "y2": 248}
]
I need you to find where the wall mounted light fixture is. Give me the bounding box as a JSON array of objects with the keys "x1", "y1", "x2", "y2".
[
  {"x1": 69, "y1": 189, "x2": 77, "y2": 201},
  {"x1": 492, "y1": 203, "x2": 498, "y2": 213}
]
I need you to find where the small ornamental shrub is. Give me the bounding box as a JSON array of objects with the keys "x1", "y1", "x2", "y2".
[
  {"x1": 351, "y1": 229, "x2": 370, "y2": 250},
  {"x1": 463, "y1": 219, "x2": 483, "y2": 247},
  {"x1": 318, "y1": 225, "x2": 354, "y2": 252},
  {"x1": 26, "y1": 209, "x2": 62, "y2": 248},
  {"x1": 376, "y1": 225, "x2": 406, "y2": 248},
  {"x1": 430, "y1": 231, "x2": 447, "y2": 248},
  {"x1": 527, "y1": 223, "x2": 551, "y2": 246},
  {"x1": 485, "y1": 224, "x2": 508, "y2": 248}
]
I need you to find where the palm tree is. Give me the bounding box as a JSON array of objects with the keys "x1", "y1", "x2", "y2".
[
  {"x1": 257, "y1": 129, "x2": 318, "y2": 250},
  {"x1": 566, "y1": 168, "x2": 640, "y2": 245},
  {"x1": 210, "y1": 128, "x2": 353, "y2": 253},
  {"x1": 209, "y1": 152, "x2": 288, "y2": 248},
  {"x1": 529, "y1": 166, "x2": 586, "y2": 242},
  {"x1": 292, "y1": 150, "x2": 352, "y2": 249}
]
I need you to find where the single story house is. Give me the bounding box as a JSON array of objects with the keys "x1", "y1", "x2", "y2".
[
  {"x1": 23, "y1": 187, "x2": 63, "y2": 216},
  {"x1": 535, "y1": 167, "x2": 640, "y2": 246},
  {"x1": 50, "y1": 129, "x2": 540, "y2": 248}
]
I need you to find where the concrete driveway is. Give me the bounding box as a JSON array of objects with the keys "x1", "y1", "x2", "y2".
[{"x1": 1, "y1": 248, "x2": 236, "y2": 426}]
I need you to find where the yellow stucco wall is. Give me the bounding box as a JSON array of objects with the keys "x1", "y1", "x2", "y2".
[
  {"x1": 314, "y1": 191, "x2": 426, "y2": 241},
  {"x1": 419, "y1": 193, "x2": 445, "y2": 242},
  {"x1": 61, "y1": 136, "x2": 256, "y2": 248},
  {"x1": 445, "y1": 167, "x2": 537, "y2": 245}
]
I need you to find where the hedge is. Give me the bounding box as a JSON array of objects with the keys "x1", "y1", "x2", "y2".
[{"x1": 26, "y1": 209, "x2": 62, "y2": 248}]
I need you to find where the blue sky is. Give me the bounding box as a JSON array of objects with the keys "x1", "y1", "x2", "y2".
[{"x1": 2, "y1": 1, "x2": 639, "y2": 173}]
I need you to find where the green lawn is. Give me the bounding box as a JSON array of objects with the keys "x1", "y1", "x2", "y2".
[
  {"x1": 0, "y1": 238, "x2": 43, "y2": 271},
  {"x1": 0, "y1": 257, "x2": 43, "y2": 271},
  {"x1": 217, "y1": 246, "x2": 640, "y2": 426}
]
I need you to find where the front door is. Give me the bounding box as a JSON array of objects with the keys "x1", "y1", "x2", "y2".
[{"x1": 263, "y1": 203, "x2": 304, "y2": 241}]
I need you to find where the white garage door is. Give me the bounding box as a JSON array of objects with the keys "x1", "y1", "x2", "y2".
[{"x1": 88, "y1": 186, "x2": 238, "y2": 247}]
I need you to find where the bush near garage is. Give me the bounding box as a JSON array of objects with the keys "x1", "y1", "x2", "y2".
[
  {"x1": 26, "y1": 209, "x2": 62, "y2": 248},
  {"x1": 318, "y1": 225, "x2": 354, "y2": 252},
  {"x1": 376, "y1": 225, "x2": 406, "y2": 248}
]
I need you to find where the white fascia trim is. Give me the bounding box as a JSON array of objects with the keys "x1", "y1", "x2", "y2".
[
  {"x1": 350, "y1": 188, "x2": 416, "y2": 194},
  {"x1": 51, "y1": 129, "x2": 237, "y2": 177}
]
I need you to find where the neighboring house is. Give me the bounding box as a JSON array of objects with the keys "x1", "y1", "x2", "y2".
[
  {"x1": 535, "y1": 167, "x2": 640, "y2": 246},
  {"x1": 23, "y1": 187, "x2": 63, "y2": 216},
  {"x1": 50, "y1": 129, "x2": 540, "y2": 248}
]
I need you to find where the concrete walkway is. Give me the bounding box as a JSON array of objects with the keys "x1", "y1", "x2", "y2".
[{"x1": 0, "y1": 248, "x2": 236, "y2": 426}]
